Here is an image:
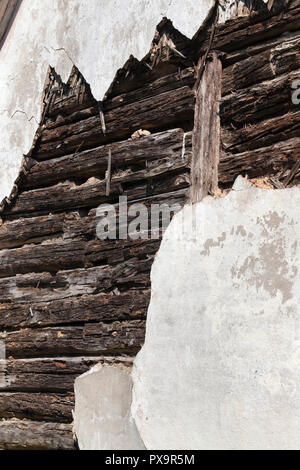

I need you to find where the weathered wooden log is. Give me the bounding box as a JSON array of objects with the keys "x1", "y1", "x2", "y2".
[
  {"x1": 85, "y1": 239, "x2": 160, "y2": 267},
  {"x1": 34, "y1": 86, "x2": 195, "y2": 160},
  {"x1": 0, "y1": 1, "x2": 21, "y2": 50},
  {"x1": 0, "y1": 188, "x2": 187, "y2": 252},
  {"x1": 42, "y1": 65, "x2": 96, "y2": 122},
  {"x1": 191, "y1": 53, "x2": 222, "y2": 202},
  {"x1": 104, "y1": 67, "x2": 195, "y2": 111},
  {"x1": 0, "y1": 213, "x2": 65, "y2": 250},
  {"x1": 0, "y1": 289, "x2": 150, "y2": 329},
  {"x1": 0, "y1": 357, "x2": 133, "y2": 392},
  {"x1": 222, "y1": 30, "x2": 300, "y2": 68},
  {"x1": 104, "y1": 18, "x2": 193, "y2": 101},
  {"x1": 221, "y1": 70, "x2": 300, "y2": 126},
  {"x1": 63, "y1": 189, "x2": 188, "y2": 240},
  {"x1": 222, "y1": 111, "x2": 300, "y2": 153},
  {"x1": 222, "y1": 35, "x2": 300, "y2": 95},
  {"x1": 6, "y1": 165, "x2": 190, "y2": 219},
  {"x1": 0, "y1": 392, "x2": 74, "y2": 423},
  {"x1": 0, "y1": 320, "x2": 146, "y2": 358},
  {"x1": 42, "y1": 67, "x2": 195, "y2": 132},
  {"x1": 24, "y1": 129, "x2": 192, "y2": 190},
  {"x1": 5, "y1": 179, "x2": 121, "y2": 218},
  {"x1": 219, "y1": 137, "x2": 300, "y2": 185},
  {"x1": 0, "y1": 240, "x2": 86, "y2": 278},
  {"x1": 44, "y1": 105, "x2": 98, "y2": 130},
  {"x1": 0, "y1": 420, "x2": 75, "y2": 450},
  {"x1": 0, "y1": 260, "x2": 153, "y2": 304},
  {"x1": 0, "y1": 233, "x2": 160, "y2": 278},
  {"x1": 194, "y1": 0, "x2": 300, "y2": 55}
]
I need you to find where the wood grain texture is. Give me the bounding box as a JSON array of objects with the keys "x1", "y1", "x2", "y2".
[
  {"x1": 42, "y1": 66, "x2": 195, "y2": 132},
  {"x1": 0, "y1": 0, "x2": 20, "y2": 49},
  {"x1": 6, "y1": 160, "x2": 190, "y2": 218},
  {"x1": 0, "y1": 320, "x2": 146, "y2": 358},
  {"x1": 0, "y1": 259, "x2": 153, "y2": 304},
  {"x1": 194, "y1": 0, "x2": 300, "y2": 55},
  {"x1": 222, "y1": 35, "x2": 300, "y2": 95},
  {"x1": 191, "y1": 52, "x2": 222, "y2": 203},
  {"x1": 0, "y1": 392, "x2": 74, "y2": 423},
  {"x1": 222, "y1": 111, "x2": 300, "y2": 154},
  {"x1": 0, "y1": 420, "x2": 75, "y2": 450},
  {"x1": 34, "y1": 86, "x2": 195, "y2": 161},
  {"x1": 0, "y1": 289, "x2": 150, "y2": 329},
  {"x1": 0, "y1": 357, "x2": 133, "y2": 392},
  {"x1": 0, "y1": 0, "x2": 299, "y2": 444},
  {"x1": 219, "y1": 137, "x2": 300, "y2": 185},
  {"x1": 24, "y1": 129, "x2": 192, "y2": 190},
  {"x1": 0, "y1": 213, "x2": 65, "y2": 250},
  {"x1": 0, "y1": 236, "x2": 160, "y2": 278},
  {"x1": 221, "y1": 70, "x2": 300, "y2": 126}
]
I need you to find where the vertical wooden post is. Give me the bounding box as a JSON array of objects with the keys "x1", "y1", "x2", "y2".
[{"x1": 190, "y1": 52, "x2": 222, "y2": 203}]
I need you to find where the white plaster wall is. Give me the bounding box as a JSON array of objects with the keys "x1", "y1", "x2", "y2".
[
  {"x1": 132, "y1": 185, "x2": 300, "y2": 450},
  {"x1": 0, "y1": 0, "x2": 214, "y2": 202}
]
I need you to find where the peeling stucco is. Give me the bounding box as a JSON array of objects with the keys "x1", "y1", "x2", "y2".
[{"x1": 131, "y1": 183, "x2": 300, "y2": 450}]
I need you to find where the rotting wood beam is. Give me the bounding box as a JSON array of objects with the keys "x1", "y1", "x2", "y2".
[
  {"x1": 103, "y1": 18, "x2": 193, "y2": 101},
  {"x1": 5, "y1": 165, "x2": 190, "y2": 219},
  {"x1": 0, "y1": 357, "x2": 133, "y2": 393},
  {"x1": 219, "y1": 137, "x2": 300, "y2": 185},
  {"x1": 0, "y1": 0, "x2": 21, "y2": 50},
  {"x1": 0, "y1": 260, "x2": 153, "y2": 304},
  {"x1": 0, "y1": 289, "x2": 150, "y2": 330},
  {"x1": 221, "y1": 29, "x2": 300, "y2": 68},
  {"x1": 0, "y1": 213, "x2": 65, "y2": 250},
  {"x1": 34, "y1": 86, "x2": 195, "y2": 161},
  {"x1": 191, "y1": 52, "x2": 222, "y2": 203},
  {"x1": 42, "y1": 66, "x2": 196, "y2": 132},
  {"x1": 193, "y1": 0, "x2": 300, "y2": 57},
  {"x1": 222, "y1": 111, "x2": 300, "y2": 153},
  {"x1": 0, "y1": 189, "x2": 187, "y2": 251},
  {"x1": 0, "y1": 420, "x2": 75, "y2": 450},
  {"x1": 221, "y1": 69, "x2": 300, "y2": 126},
  {"x1": 0, "y1": 237, "x2": 160, "y2": 278},
  {"x1": 63, "y1": 189, "x2": 188, "y2": 241},
  {"x1": 222, "y1": 34, "x2": 300, "y2": 95},
  {"x1": 23, "y1": 129, "x2": 192, "y2": 190},
  {"x1": 0, "y1": 320, "x2": 146, "y2": 358},
  {"x1": 0, "y1": 392, "x2": 74, "y2": 423}
]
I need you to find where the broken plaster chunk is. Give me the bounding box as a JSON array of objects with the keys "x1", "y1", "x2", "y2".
[
  {"x1": 132, "y1": 186, "x2": 300, "y2": 450},
  {"x1": 74, "y1": 363, "x2": 145, "y2": 450},
  {"x1": 232, "y1": 175, "x2": 253, "y2": 191},
  {"x1": 131, "y1": 129, "x2": 151, "y2": 140}
]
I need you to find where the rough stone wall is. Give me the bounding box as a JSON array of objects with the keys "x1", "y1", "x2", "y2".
[{"x1": 0, "y1": 0, "x2": 213, "y2": 202}]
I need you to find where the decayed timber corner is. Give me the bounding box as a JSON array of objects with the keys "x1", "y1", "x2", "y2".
[{"x1": 0, "y1": 0, "x2": 299, "y2": 450}]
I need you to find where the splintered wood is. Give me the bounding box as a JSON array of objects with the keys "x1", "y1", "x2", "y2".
[{"x1": 191, "y1": 52, "x2": 222, "y2": 202}]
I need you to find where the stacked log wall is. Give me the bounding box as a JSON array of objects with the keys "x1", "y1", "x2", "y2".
[{"x1": 0, "y1": 0, "x2": 299, "y2": 449}]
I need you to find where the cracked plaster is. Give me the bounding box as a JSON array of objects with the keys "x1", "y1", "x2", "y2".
[{"x1": 132, "y1": 184, "x2": 300, "y2": 450}]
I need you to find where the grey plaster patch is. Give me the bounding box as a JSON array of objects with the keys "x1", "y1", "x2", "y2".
[
  {"x1": 132, "y1": 186, "x2": 300, "y2": 450},
  {"x1": 232, "y1": 175, "x2": 253, "y2": 191},
  {"x1": 74, "y1": 363, "x2": 145, "y2": 450}
]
